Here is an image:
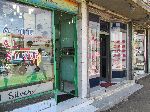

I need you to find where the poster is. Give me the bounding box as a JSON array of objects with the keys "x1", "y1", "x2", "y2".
[{"x1": 111, "y1": 31, "x2": 127, "y2": 70}]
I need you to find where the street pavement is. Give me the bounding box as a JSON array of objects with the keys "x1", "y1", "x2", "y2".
[{"x1": 100, "y1": 75, "x2": 150, "y2": 112}]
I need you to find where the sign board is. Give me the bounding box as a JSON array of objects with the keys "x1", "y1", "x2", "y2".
[
  {"x1": 0, "y1": 81, "x2": 53, "y2": 103},
  {"x1": 17, "y1": 0, "x2": 79, "y2": 13}
]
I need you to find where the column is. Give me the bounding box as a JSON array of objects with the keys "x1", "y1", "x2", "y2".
[
  {"x1": 127, "y1": 22, "x2": 133, "y2": 80},
  {"x1": 78, "y1": 0, "x2": 89, "y2": 98},
  {"x1": 148, "y1": 28, "x2": 150, "y2": 72}
]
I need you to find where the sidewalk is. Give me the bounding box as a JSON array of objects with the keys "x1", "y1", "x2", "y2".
[
  {"x1": 101, "y1": 74, "x2": 150, "y2": 112},
  {"x1": 11, "y1": 74, "x2": 147, "y2": 112},
  {"x1": 54, "y1": 80, "x2": 142, "y2": 112}
]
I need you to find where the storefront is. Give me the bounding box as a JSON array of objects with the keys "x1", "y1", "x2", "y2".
[
  {"x1": 110, "y1": 23, "x2": 127, "y2": 80},
  {"x1": 88, "y1": 5, "x2": 128, "y2": 91},
  {"x1": 133, "y1": 29, "x2": 147, "y2": 75},
  {"x1": 0, "y1": 0, "x2": 79, "y2": 110}
]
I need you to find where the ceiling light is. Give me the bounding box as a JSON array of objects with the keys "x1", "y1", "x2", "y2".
[
  {"x1": 29, "y1": 8, "x2": 34, "y2": 14},
  {"x1": 19, "y1": 15, "x2": 22, "y2": 18},
  {"x1": 13, "y1": 4, "x2": 17, "y2": 9},
  {"x1": 10, "y1": 18, "x2": 14, "y2": 22},
  {"x1": 14, "y1": 12, "x2": 16, "y2": 15},
  {"x1": 17, "y1": 6, "x2": 20, "y2": 13}
]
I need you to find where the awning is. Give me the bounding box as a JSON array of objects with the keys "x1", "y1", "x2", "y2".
[{"x1": 88, "y1": 0, "x2": 150, "y2": 28}]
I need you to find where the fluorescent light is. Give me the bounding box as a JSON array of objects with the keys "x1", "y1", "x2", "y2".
[
  {"x1": 29, "y1": 8, "x2": 34, "y2": 14},
  {"x1": 19, "y1": 16, "x2": 22, "y2": 18},
  {"x1": 14, "y1": 12, "x2": 16, "y2": 15},
  {"x1": 17, "y1": 6, "x2": 20, "y2": 13},
  {"x1": 13, "y1": 4, "x2": 16, "y2": 9},
  {"x1": 10, "y1": 18, "x2": 14, "y2": 22}
]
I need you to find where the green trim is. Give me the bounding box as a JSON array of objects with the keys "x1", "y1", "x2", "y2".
[
  {"x1": 73, "y1": 16, "x2": 78, "y2": 96},
  {"x1": 16, "y1": 0, "x2": 78, "y2": 14},
  {"x1": 52, "y1": 10, "x2": 59, "y2": 103}
]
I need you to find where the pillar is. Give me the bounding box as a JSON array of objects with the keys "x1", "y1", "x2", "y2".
[
  {"x1": 127, "y1": 22, "x2": 134, "y2": 80},
  {"x1": 78, "y1": 0, "x2": 88, "y2": 98}
]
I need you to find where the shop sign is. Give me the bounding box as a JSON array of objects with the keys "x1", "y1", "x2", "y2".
[
  {"x1": 3, "y1": 27, "x2": 33, "y2": 35},
  {"x1": 17, "y1": 0, "x2": 78, "y2": 13},
  {"x1": 6, "y1": 50, "x2": 38, "y2": 62},
  {"x1": 0, "y1": 81, "x2": 53, "y2": 103}
]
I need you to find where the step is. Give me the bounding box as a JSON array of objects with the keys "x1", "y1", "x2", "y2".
[
  {"x1": 91, "y1": 80, "x2": 135, "y2": 100},
  {"x1": 72, "y1": 105, "x2": 99, "y2": 112},
  {"x1": 56, "y1": 97, "x2": 94, "y2": 112},
  {"x1": 92, "y1": 83, "x2": 143, "y2": 111},
  {"x1": 11, "y1": 98, "x2": 56, "y2": 112}
]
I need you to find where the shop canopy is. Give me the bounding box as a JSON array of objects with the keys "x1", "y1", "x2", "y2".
[{"x1": 88, "y1": 0, "x2": 150, "y2": 28}]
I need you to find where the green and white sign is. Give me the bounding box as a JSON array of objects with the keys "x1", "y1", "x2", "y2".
[{"x1": 0, "y1": 81, "x2": 53, "y2": 103}]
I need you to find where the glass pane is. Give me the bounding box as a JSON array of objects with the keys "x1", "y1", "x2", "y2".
[
  {"x1": 111, "y1": 23, "x2": 127, "y2": 78},
  {"x1": 133, "y1": 31, "x2": 145, "y2": 74},
  {"x1": 88, "y1": 21, "x2": 100, "y2": 78},
  {"x1": 0, "y1": 1, "x2": 53, "y2": 90}
]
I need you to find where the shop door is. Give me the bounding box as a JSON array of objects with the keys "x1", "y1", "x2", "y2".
[
  {"x1": 54, "y1": 12, "x2": 77, "y2": 101},
  {"x1": 100, "y1": 34, "x2": 111, "y2": 81}
]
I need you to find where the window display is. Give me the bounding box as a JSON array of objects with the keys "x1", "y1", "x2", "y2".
[
  {"x1": 0, "y1": 1, "x2": 53, "y2": 90},
  {"x1": 88, "y1": 21, "x2": 100, "y2": 78},
  {"x1": 133, "y1": 31, "x2": 145, "y2": 72},
  {"x1": 111, "y1": 23, "x2": 127, "y2": 78},
  {"x1": 111, "y1": 31, "x2": 127, "y2": 70}
]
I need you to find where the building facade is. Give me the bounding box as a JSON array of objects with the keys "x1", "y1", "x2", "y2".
[
  {"x1": 0, "y1": 0, "x2": 149, "y2": 111},
  {"x1": 78, "y1": 0, "x2": 150, "y2": 97}
]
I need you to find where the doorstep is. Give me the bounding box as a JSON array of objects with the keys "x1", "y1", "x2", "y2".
[{"x1": 90, "y1": 80, "x2": 135, "y2": 99}]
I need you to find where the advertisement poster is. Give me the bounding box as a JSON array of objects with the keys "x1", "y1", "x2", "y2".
[
  {"x1": 88, "y1": 21, "x2": 100, "y2": 78},
  {"x1": 111, "y1": 31, "x2": 126, "y2": 70}
]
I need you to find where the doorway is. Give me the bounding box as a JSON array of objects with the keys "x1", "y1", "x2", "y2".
[
  {"x1": 54, "y1": 11, "x2": 78, "y2": 103},
  {"x1": 100, "y1": 34, "x2": 111, "y2": 82}
]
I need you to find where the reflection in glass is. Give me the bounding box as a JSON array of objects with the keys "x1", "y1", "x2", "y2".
[{"x1": 0, "y1": 1, "x2": 53, "y2": 90}]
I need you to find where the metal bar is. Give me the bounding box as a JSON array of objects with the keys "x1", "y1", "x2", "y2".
[{"x1": 52, "y1": 10, "x2": 58, "y2": 103}]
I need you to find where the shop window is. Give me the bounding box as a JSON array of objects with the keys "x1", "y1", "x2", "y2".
[
  {"x1": 0, "y1": 1, "x2": 53, "y2": 90},
  {"x1": 133, "y1": 30, "x2": 146, "y2": 74},
  {"x1": 88, "y1": 19, "x2": 100, "y2": 79},
  {"x1": 111, "y1": 23, "x2": 127, "y2": 78}
]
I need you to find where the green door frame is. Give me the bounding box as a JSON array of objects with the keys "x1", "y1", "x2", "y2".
[
  {"x1": 53, "y1": 13, "x2": 78, "y2": 97},
  {"x1": 73, "y1": 16, "x2": 78, "y2": 96}
]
